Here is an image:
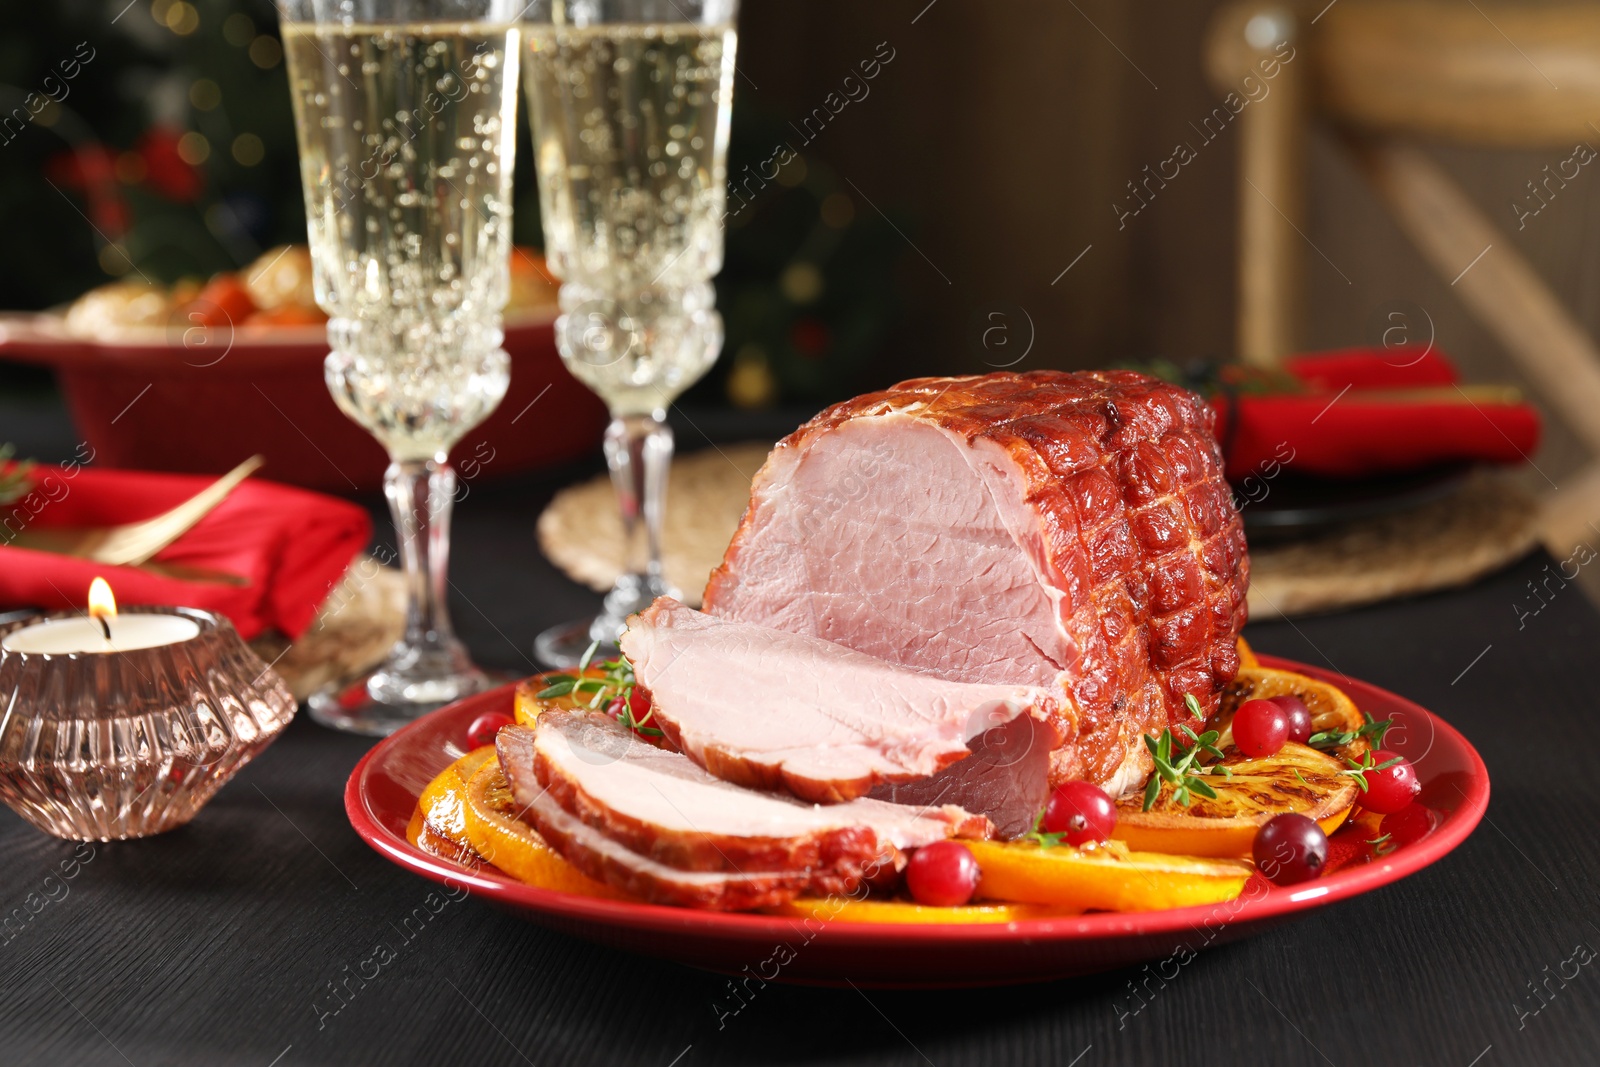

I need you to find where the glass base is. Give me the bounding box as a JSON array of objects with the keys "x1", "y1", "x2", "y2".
[
  {"x1": 534, "y1": 572, "x2": 678, "y2": 668},
  {"x1": 307, "y1": 643, "x2": 490, "y2": 736},
  {"x1": 533, "y1": 617, "x2": 616, "y2": 669}
]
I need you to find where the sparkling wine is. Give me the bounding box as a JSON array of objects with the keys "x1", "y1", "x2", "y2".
[
  {"x1": 523, "y1": 22, "x2": 735, "y2": 413},
  {"x1": 283, "y1": 22, "x2": 519, "y2": 459}
]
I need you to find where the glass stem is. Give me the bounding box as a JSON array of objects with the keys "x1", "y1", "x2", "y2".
[
  {"x1": 592, "y1": 413, "x2": 679, "y2": 644},
  {"x1": 385, "y1": 457, "x2": 463, "y2": 654}
]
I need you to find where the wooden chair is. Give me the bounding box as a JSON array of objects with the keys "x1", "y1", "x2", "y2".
[{"x1": 1205, "y1": 0, "x2": 1600, "y2": 552}]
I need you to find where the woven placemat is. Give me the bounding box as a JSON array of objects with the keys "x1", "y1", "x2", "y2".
[
  {"x1": 538, "y1": 448, "x2": 1540, "y2": 620},
  {"x1": 537, "y1": 442, "x2": 772, "y2": 608},
  {"x1": 249, "y1": 554, "x2": 406, "y2": 701}
]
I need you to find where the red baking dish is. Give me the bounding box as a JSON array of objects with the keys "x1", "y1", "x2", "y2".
[{"x1": 0, "y1": 310, "x2": 607, "y2": 493}]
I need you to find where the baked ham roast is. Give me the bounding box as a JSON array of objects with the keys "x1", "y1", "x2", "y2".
[
  {"x1": 702, "y1": 369, "x2": 1249, "y2": 796},
  {"x1": 499, "y1": 370, "x2": 1247, "y2": 908},
  {"x1": 498, "y1": 714, "x2": 988, "y2": 909},
  {"x1": 619, "y1": 597, "x2": 1064, "y2": 804}
]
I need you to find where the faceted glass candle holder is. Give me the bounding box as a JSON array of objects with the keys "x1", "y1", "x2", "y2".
[{"x1": 0, "y1": 607, "x2": 297, "y2": 840}]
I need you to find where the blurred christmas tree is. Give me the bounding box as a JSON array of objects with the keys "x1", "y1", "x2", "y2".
[
  {"x1": 697, "y1": 100, "x2": 905, "y2": 409},
  {"x1": 0, "y1": 0, "x2": 306, "y2": 305},
  {"x1": 0, "y1": 1, "x2": 905, "y2": 406}
]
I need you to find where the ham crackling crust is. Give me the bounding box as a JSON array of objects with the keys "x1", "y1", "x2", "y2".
[{"x1": 702, "y1": 369, "x2": 1249, "y2": 795}]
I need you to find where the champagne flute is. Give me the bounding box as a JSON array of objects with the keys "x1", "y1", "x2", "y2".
[
  {"x1": 277, "y1": 0, "x2": 522, "y2": 733},
  {"x1": 522, "y1": 0, "x2": 739, "y2": 667}
]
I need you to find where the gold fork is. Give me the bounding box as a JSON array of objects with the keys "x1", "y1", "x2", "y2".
[{"x1": 8, "y1": 455, "x2": 265, "y2": 566}]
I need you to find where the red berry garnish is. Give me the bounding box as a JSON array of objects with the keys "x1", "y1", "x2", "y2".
[
  {"x1": 1270, "y1": 695, "x2": 1314, "y2": 745},
  {"x1": 1379, "y1": 803, "x2": 1436, "y2": 850},
  {"x1": 904, "y1": 841, "x2": 981, "y2": 907},
  {"x1": 1359, "y1": 750, "x2": 1420, "y2": 814},
  {"x1": 1254, "y1": 812, "x2": 1328, "y2": 885},
  {"x1": 1232, "y1": 698, "x2": 1290, "y2": 758},
  {"x1": 606, "y1": 690, "x2": 655, "y2": 733},
  {"x1": 1040, "y1": 781, "x2": 1117, "y2": 846},
  {"x1": 466, "y1": 711, "x2": 514, "y2": 750}
]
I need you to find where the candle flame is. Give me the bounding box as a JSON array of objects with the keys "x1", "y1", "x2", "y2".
[{"x1": 87, "y1": 577, "x2": 117, "y2": 620}]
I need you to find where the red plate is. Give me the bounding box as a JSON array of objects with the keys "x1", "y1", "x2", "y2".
[{"x1": 344, "y1": 656, "x2": 1488, "y2": 987}]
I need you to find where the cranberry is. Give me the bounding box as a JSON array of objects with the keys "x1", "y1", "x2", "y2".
[
  {"x1": 1379, "y1": 803, "x2": 1436, "y2": 850},
  {"x1": 1232, "y1": 698, "x2": 1290, "y2": 758},
  {"x1": 1254, "y1": 813, "x2": 1329, "y2": 886},
  {"x1": 606, "y1": 689, "x2": 653, "y2": 727},
  {"x1": 1270, "y1": 695, "x2": 1314, "y2": 745},
  {"x1": 465, "y1": 711, "x2": 514, "y2": 750},
  {"x1": 1041, "y1": 781, "x2": 1117, "y2": 846},
  {"x1": 1359, "y1": 750, "x2": 1421, "y2": 814},
  {"x1": 904, "y1": 842, "x2": 981, "y2": 907}
]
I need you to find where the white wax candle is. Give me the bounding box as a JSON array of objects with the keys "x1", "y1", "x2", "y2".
[{"x1": 1, "y1": 613, "x2": 201, "y2": 654}]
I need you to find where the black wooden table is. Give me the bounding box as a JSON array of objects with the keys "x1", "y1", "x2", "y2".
[{"x1": 1, "y1": 401, "x2": 1596, "y2": 1067}]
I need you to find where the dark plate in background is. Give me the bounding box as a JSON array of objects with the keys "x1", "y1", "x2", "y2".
[{"x1": 1235, "y1": 463, "x2": 1472, "y2": 544}]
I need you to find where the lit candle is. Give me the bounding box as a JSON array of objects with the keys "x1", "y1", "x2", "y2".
[{"x1": 0, "y1": 578, "x2": 200, "y2": 655}]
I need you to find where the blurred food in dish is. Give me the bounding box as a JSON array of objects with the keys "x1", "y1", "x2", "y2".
[
  {"x1": 58, "y1": 244, "x2": 560, "y2": 338},
  {"x1": 0, "y1": 246, "x2": 599, "y2": 493}
]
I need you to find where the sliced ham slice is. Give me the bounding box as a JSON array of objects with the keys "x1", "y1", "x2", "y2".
[
  {"x1": 497, "y1": 715, "x2": 989, "y2": 909},
  {"x1": 867, "y1": 712, "x2": 1053, "y2": 840},
  {"x1": 620, "y1": 598, "x2": 1066, "y2": 804},
  {"x1": 513, "y1": 789, "x2": 826, "y2": 910}
]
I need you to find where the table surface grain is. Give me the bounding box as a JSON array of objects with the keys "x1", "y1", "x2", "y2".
[{"x1": 0, "y1": 405, "x2": 1595, "y2": 1067}]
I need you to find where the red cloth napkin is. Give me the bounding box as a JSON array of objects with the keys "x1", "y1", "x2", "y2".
[
  {"x1": 0, "y1": 465, "x2": 370, "y2": 640},
  {"x1": 1214, "y1": 346, "x2": 1542, "y2": 481}
]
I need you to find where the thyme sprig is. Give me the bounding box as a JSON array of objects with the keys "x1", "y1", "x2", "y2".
[
  {"x1": 1308, "y1": 711, "x2": 1393, "y2": 753},
  {"x1": 1142, "y1": 722, "x2": 1228, "y2": 811},
  {"x1": 536, "y1": 641, "x2": 663, "y2": 738},
  {"x1": 1339, "y1": 749, "x2": 1403, "y2": 792},
  {"x1": 1022, "y1": 808, "x2": 1068, "y2": 850}
]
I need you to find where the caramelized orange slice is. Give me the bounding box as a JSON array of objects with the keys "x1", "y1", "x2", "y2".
[
  {"x1": 408, "y1": 810, "x2": 487, "y2": 868},
  {"x1": 413, "y1": 746, "x2": 497, "y2": 850},
  {"x1": 1236, "y1": 636, "x2": 1260, "y2": 670},
  {"x1": 1214, "y1": 667, "x2": 1367, "y2": 758},
  {"x1": 966, "y1": 839, "x2": 1251, "y2": 911},
  {"x1": 460, "y1": 758, "x2": 628, "y2": 898},
  {"x1": 1113, "y1": 742, "x2": 1357, "y2": 858},
  {"x1": 405, "y1": 807, "x2": 428, "y2": 849},
  {"x1": 764, "y1": 897, "x2": 1081, "y2": 924},
  {"x1": 514, "y1": 668, "x2": 612, "y2": 726}
]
